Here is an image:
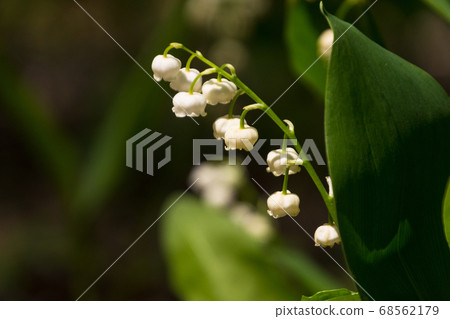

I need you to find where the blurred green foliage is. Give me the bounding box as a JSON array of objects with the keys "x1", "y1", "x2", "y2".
[
  {"x1": 0, "y1": 0, "x2": 449, "y2": 300},
  {"x1": 161, "y1": 194, "x2": 342, "y2": 300},
  {"x1": 422, "y1": 0, "x2": 450, "y2": 23}
]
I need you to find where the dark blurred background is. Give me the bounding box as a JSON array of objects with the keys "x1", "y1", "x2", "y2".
[{"x1": 0, "y1": 0, "x2": 449, "y2": 300}]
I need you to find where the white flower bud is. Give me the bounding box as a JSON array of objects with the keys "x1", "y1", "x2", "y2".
[
  {"x1": 212, "y1": 115, "x2": 246, "y2": 139},
  {"x1": 267, "y1": 191, "x2": 300, "y2": 218},
  {"x1": 317, "y1": 29, "x2": 334, "y2": 61},
  {"x1": 314, "y1": 224, "x2": 341, "y2": 247},
  {"x1": 172, "y1": 92, "x2": 207, "y2": 118},
  {"x1": 151, "y1": 54, "x2": 182, "y2": 81},
  {"x1": 169, "y1": 68, "x2": 202, "y2": 92},
  {"x1": 266, "y1": 148, "x2": 302, "y2": 176},
  {"x1": 224, "y1": 125, "x2": 258, "y2": 151},
  {"x1": 201, "y1": 78, "x2": 237, "y2": 105}
]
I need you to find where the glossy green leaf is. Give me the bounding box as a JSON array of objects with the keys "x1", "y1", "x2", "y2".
[
  {"x1": 302, "y1": 288, "x2": 360, "y2": 301},
  {"x1": 323, "y1": 10, "x2": 450, "y2": 300},
  {"x1": 160, "y1": 195, "x2": 339, "y2": 300},
  {"x1": 422, "y1": 0, "x2": 450, "y2": 23},
  {"x1": 285, "y1": 0, "x2": 327, "y2": 96}
]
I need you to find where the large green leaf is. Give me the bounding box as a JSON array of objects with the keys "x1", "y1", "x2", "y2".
[
  {"x1": 323, "y1": 10, "x2": 450, "y2": 300},
  {"x1": 285, "y1": 0, "x2": 327, "y2": 96},
  {"x1": 302, "y1": 288, "x2": 360, "y2": 301},
  {"x1": 160, "y1": 195, "x2": 340, "y2": 300}
]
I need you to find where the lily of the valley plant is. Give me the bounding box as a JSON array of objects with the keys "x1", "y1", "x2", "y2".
[{"x1": 151, "y1": 42, "x2": 340, "y2": 248}]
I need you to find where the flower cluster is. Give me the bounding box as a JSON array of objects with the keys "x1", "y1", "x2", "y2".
[
  {"x1": 152, "y1": 52, "x2": 242, "y2": 119},
  {"x1": 151, "y1": 45, "x2": 259, "y2": 152},
  {"x1": 152, "y1": 43, "x2": 340, "y2": 248}
]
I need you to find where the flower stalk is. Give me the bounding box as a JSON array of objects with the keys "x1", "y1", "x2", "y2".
[
  {"x1": 281, "y1": 167, "x2": 290, "y2": 195},
  {"x1": 168, "y1": 43, "x2": 337, "y2": 222},
  {"x1": 228, "y1": 90, "x2": 243, "y2": 118}
]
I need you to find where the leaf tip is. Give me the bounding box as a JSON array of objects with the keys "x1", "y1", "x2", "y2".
[{"x1": 319, "y1": 1, "x2": 328, "y2": 17}]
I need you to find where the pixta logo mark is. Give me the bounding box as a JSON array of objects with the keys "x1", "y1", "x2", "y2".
[{"x1": 126, "y1": 128, "x2": 172, "y2": 176}]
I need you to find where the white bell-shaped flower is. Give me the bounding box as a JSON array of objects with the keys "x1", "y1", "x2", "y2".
[
  {"x1": 169, "y1": 68, "x2": 202, "y2": 92},
  {"x1": 151, "y1": 54, "x2": 182, "y2": 82},
  {"x1": 172, "y1": 92, "x2": 207, "y2": 118},
  {"x1": 266, "y1": 191, "x2": 300, "y2": 219},
  {"x1": 266, "y1": 148, "x2": 302, "y2": 176},
  {"x1": 212, "y1": 115, "x2": 247, "y2": 139},
  {"x1": 224, "y1": 125, "x2": 258, "y2": 151},
  {"x1": 314, "y1": 223, "x2": 341, "y2": 247},
  {"x1": 317, "y1": 29, "x2": 334, "y2": 61},
  {"x1": 202, "y1": 78, "x2": 237, "y2": 105}
]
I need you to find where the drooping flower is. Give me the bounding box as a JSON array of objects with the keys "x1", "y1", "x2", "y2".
[
  {"x1": 317, "y1": 29, "x2": 334, "y2": 61},
  {"x1": 266, "y1": 191, "x2": 300, "y2": 219},
  {"x1": 266, "y1": 148, "x2": 302, "y2": 176},
  {"x1": 151, "y1": 54, "x2": 182, "y2": 81},
  {"x1": 172, "y1": 92, "x2": 207, "y2": 117},
  {"x1": 212, "y1": 115, "x2": 246, "y2": 139},
  {"x1": 170, "y1": 68, "x2": 202, "y2": 92},
  {"x1": 224, "y1": 125, "x2": 258, "y2": 151},
  {"x1": 314, "y1": 223, "x2": 341, "y2": 247},
  {"x1": 202, "y1": 78, "x2": 237, "y2": 105}
]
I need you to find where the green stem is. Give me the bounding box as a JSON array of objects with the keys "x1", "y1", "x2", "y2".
[
  {"x1": 163, "y1": 44, "x2": 174, "y2": 57},
  {"x1": 228, "y1": 90, "x2": 243, "y2": 118},
  {"x1": 220, "y1": 63, "x2": 236, "y2": 76},
  {"x1": 282, "y1": 167, "x2": 290, "y2": 195},
  {"x1": 240, "y1": 104, "x2": 263, "y2": 129},
  {"x1": 185, "y1": 54, "x2": 196, "y2": 72},
  {"x1": 174, "y1": 44, "x2": 337, "y2": 221},
  {"x1": 189, "y1": 67, "x2": 215, "y2": 94},
  {"x1": 217, "y1": 64, "x2": 236, "y2": 81},
  {"x1": 328, "y1": 214, "x2": 334, "y2": 224},
  {"x1": 240, "y1": 109, "x2": 250, "y2": 129},
  {"x1": 281, "y1": 133, "x2": 288, "y2": 153}
]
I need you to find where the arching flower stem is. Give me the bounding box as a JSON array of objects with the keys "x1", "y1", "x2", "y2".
[
  {"x1": 171, "y1": 43, "x2": 337, "y2": 222},
  {"x1": 185, "y1": 54, "x2": 197, "y2": 72},
  {"x1": 188, "y1": 68, "x2": 216, "y2": 95},
  {"x1": 228, "y1": 90, "x2": 244, "y2": 118}
]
